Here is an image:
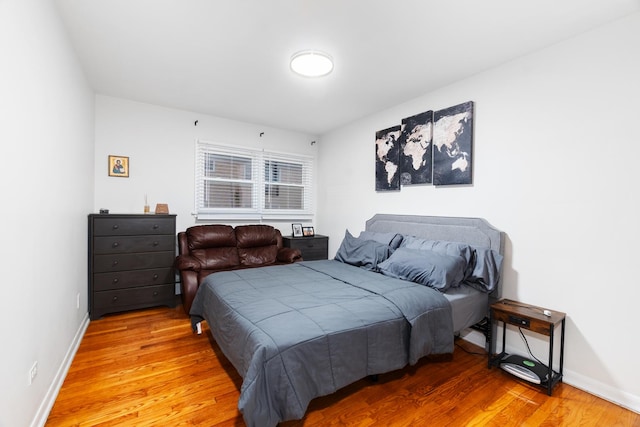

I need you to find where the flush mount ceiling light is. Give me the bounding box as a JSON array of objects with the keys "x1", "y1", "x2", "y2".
[{"x1": 290, "y1": 50, "x2": 334, "y2": 77}]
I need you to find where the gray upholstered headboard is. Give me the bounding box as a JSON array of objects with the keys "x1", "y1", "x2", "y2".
[{"x1": 365, "y1": 214, "x2": 505, "y2": 298}]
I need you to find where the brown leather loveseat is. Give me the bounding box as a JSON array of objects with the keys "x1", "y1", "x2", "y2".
[{"x1": 175, "y1": 224, "x2": 302, "y2": 313}]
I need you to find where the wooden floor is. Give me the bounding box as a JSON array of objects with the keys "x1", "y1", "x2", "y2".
[{"x1": 46, "y1": 306, "x2": 640, "y2": 427}]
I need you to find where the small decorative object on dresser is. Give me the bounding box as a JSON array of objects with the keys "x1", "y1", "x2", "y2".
[
  {"x1": 283, "y1": 234, "x2": 328, "y2": 260},
  {"x1": 155, "y1": 203, "x2": 169, "y2": 214},
  {"x1": 88, "y1": 213, "x2": 177, "y2": 320},
  {"x1": 302, "y1": 226, "x2": 315, "y2": 237}
]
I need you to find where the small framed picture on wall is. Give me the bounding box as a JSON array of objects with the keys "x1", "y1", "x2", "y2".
[{"x1": 108, "y1": 155, "x2": 129, "y2": 177}]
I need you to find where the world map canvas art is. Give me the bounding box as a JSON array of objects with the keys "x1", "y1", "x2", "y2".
[
  {"x1": 433, "y1": 101, "x2": 474, "y2": 186},
  {"x1": 375, "y1": 125, "x2": 401, "y2": 191},
  {"x1": 375, "y1": 101, "x2": 473, "y2": 191},
  {"x1": 399, "y1": 111, "x2": 433, "y2": 185}
]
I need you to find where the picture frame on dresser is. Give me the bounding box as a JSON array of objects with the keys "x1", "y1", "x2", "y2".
[
  {"x1": 292, "y1": 223, "x2": 303, "y2": 237},
  {"x1": 302, "y1": 226, "x2": 315, "y2": 237}
]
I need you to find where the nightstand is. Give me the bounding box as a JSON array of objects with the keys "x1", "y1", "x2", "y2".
[
  {"x1": 282, "y1": 235, "x2": 328, "y2": 261},
  {"x1": 488, "y1": 299, "x2": 566, "y2": 395}
]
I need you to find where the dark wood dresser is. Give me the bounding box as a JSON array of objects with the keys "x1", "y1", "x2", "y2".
[
  {"x1": 282, "y1": 235, "x2": 329, "y2": 261},
  {"x1": 88, "y1": 214, "x2": 176, "y2": 320}
]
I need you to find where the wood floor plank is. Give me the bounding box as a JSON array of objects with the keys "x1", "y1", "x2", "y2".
[{"x1": 46, "y1": 306, "x2": 640, "y2": 426}]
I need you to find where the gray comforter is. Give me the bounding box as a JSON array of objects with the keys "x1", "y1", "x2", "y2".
[{"x1": 190, "y1": 260, "x2": 453, "y2": 427}]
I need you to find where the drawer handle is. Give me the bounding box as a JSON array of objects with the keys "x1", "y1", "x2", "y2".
[
  {"x1": 153, "y1": 291, "x2": 159, "y2": 296},
  {"x1": 112, "y1": 296, "x2": 118, "y2": 302},
  {"x1": 153, "y1": 224, "x2": 159, "y2": 229},
  {"x1": 112, "y1": 224, "x2": 119, "y2": 230},
  {"x1": 112, "y1": 242, "x2": 119, "y2": 248},
  {"x1": 153, "y1": 274, "x2": 159, "y2": 280},
  {"x1": 112, "y1": 278, "x2": 119, "y2": 284},
  {"x1": 152, "y1": 241, "x2": 159, "y2": 246},
  {"x1": 112, "y1": 260, "x2": 119, "y2": 267}
]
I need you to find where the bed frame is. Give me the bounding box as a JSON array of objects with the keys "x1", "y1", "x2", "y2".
[{"x1": 365, "y1": 214, "x2": 505, "y2": 299}]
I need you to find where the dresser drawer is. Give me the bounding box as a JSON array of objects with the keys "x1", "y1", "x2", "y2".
[
  {"x1": 93, "y1": 284, "x2": 175, "y2": 309},
  {"x1": 93, "y1": 235, "x2": 175, "y2": 254},
  {"x1": 300, "y1": 247, "x2": 328, "y2": 261},
  {"x1": 93, "y1": 251, "x2": 175, "y2": 273},
  {"x1": 93, "y1": 216, "x2": 175, "y2": 236},
  {"x1": 93, "y1": 267, "x2": 174, "y2": 291}
]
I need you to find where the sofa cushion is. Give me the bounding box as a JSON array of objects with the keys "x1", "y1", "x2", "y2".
[
  {"x1": 239, "y1": 246, "x2": 279, "y2": 267},
  {"x1": 235, "y1": 225, "x2": 279, "y2": 247},
  {"x1": 192, "y1": 247, "x2": 240, "y2": 270},
  {"x1": 236, "y1": 225, "x2": 280, "y2": 267},
  {"x1": 187, "y1": 225, "x2": 236, "y2": 250},
  {"x1": 185, "y1": 224, "x2": 240, "y2": 270}
]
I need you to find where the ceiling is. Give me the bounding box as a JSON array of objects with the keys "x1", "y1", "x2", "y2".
[{"x1": 55, "y1": 0, "x2": 640, "y2": 135}]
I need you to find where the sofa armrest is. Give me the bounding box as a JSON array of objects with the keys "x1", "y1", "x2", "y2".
[
  {"x1": 277, "y1": 247, "x2": 303, "y2": 263},
  {"x1": 174, "y1": 255, "x2": 201, "y2": 272},
  {"x1": 179, "y1": 270, "x2": 199, "y2": 315}
]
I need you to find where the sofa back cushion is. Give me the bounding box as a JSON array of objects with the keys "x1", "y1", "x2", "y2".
[
  {"x1": 236, "y1": 225, "x2": 279, "y2": 267},
  {"x1": 187, "y1": 225, "x2": 239, "y2": 270}
]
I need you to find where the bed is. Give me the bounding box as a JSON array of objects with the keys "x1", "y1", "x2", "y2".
[{"x1": 189, "y1": 214, "x2": 504, "y2": 427}]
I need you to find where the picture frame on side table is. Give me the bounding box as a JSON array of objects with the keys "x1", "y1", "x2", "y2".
[
  {"x1": 302, "y1": 226, "x2": 315, "y2": 237},
  {"x1": 292, "y1": 223, "x2": 303, "y2": 237}
]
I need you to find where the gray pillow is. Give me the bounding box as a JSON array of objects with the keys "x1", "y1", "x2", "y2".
[
  {"x1": 357, "y1": 230, "x2": 404, "y2": 249},
  {"x1": 377, "y1": 247, "x2": 466, "y2": 291},
  {"x1": 334, "y1": 230, "x2": 392, "y2": 270},
  {"x1": 400, "y1": 236, "x2": 476, "y2": 280},
  {"x1": 466, "y1": 248, "x2": 503, "y2": 292}
]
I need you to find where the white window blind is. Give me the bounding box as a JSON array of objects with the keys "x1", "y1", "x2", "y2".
[{"x1": 195, "y1": 141, "x2": 313, "y2": 221}]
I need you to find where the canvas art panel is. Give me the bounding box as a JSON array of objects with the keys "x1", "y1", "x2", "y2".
[
  {"x1": 433, "y1": 101, "x2": 473, "y2": 185},
  {"x1": 399, "y1": 111, "x2": 433, "y2": 185},
  {"x1": 375, "y1": 125, "x2": 401, "y2": 191}
]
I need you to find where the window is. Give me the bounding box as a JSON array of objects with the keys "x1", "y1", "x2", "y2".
[
  {"x1": 264, "y1": 157, "x2": 305, "y2": 210},
  {"x1": 195, "y1": 141, "x2": 313, "y2": 220},
  {"x1": 204, "y1": 153, "x2": 254, "y2": 209}
]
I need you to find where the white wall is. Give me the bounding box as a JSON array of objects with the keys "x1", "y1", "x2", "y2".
[
  {"x1": 94, "y1": 95, "x2": 319, "y2": 236},
  {"x1": 0, "y1": 1, "x2": 94, "y2": 426},
  {"x1": 317, "y1": 12, "x2": 640, "y2": 412}
]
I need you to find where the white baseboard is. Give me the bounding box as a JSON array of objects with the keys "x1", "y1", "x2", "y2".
[
  {"x1": 30, "y1": 313, "x2": 90, "y2": 427},
  {"x1": 562, "y1": 369, "x2": 640, "y2": 415},
  {"x1": 459, "y1": 330, "x2": 640, "y2": 415}
]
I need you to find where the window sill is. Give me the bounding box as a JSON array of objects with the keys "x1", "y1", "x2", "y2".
[{"x1": 194, "y1": 212, "x2": 314, "y2": 222}]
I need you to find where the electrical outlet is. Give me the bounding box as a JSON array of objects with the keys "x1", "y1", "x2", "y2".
[
  {"x1": 77, "y1": 293, "x2": 80, "y2": 309},
  {"x1": 29, "y1": 361, "x2": 37, "y2": 385}
]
